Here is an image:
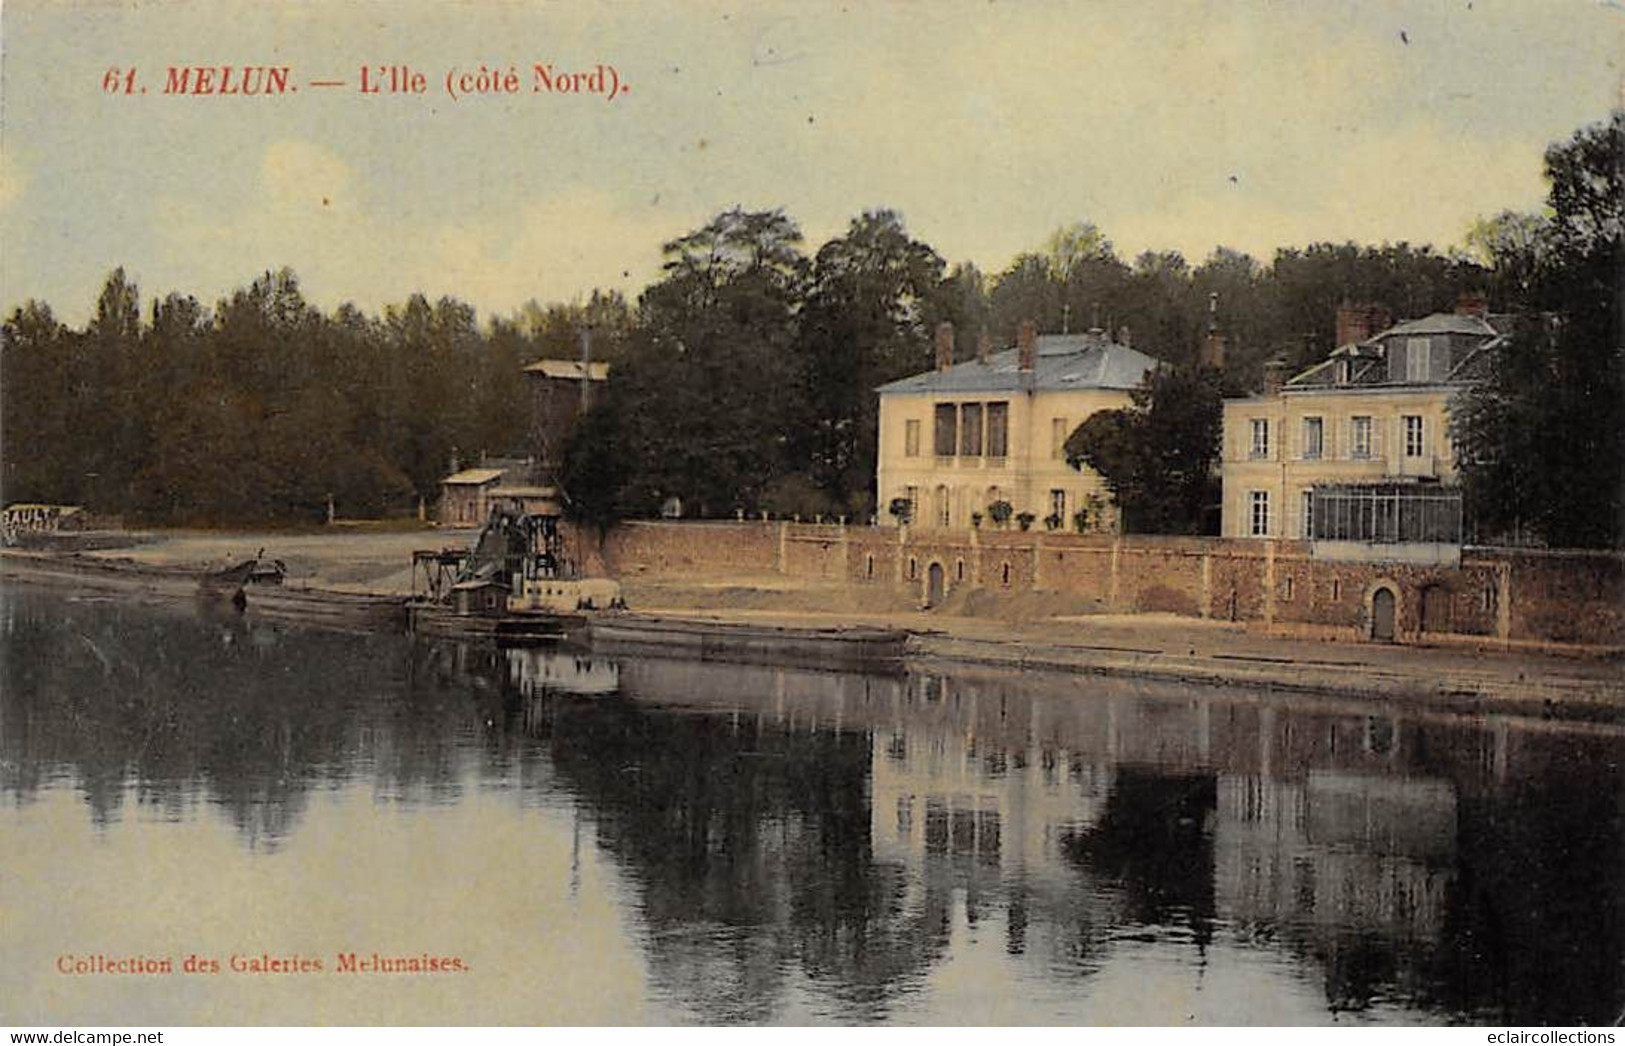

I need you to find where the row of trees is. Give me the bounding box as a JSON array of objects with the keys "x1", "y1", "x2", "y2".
[
  {"x1": 3, "y1": 113, "x2": 1618, "y2": 544},
  {"x1": 563, "y1": 208, "x2": 1506, "y2": 528},
  {"x1": 0, "y1": 218, "x2": 1510, "y2": 530},
  {"x1": 1, "y1": 269, "x2": 627, "y2": 524}
]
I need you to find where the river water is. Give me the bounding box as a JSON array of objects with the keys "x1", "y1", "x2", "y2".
[{"x1": 2, "y1": 584, "x2": 1621, "y2": 1026}]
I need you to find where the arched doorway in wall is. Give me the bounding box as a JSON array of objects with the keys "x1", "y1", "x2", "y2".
[
  {"x1": 1371, "y1": 585, "x2": 1398, "y2": 642},
  {"x1": 926, "y1": 562, "x2": 946, "y2": 607}
]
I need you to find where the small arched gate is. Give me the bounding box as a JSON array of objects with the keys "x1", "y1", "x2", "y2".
[{"x1": 1371, "y1": 586, "x2": 1397, "y2": 642}]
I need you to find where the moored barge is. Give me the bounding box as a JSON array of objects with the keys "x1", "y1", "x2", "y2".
[{"x1": 586, "y1": 615, "x2": 910, "y2": 671}]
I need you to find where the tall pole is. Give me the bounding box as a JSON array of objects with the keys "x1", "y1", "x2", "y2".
[{"x1": 579, "y1": 326, "x2": 593, "y2": 415}]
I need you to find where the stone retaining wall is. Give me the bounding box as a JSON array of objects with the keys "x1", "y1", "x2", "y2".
[{"x1": 565, "y1": 521, "x2": 1625, "y2": 650}]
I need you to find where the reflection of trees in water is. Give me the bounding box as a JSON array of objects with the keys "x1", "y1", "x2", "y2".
[
  {"x1": 0, "y1": 587, "x2": 500, "y2": 848},
  {"x1": 1205, "y1": 711, "x2": 1625, "y2": 1025},
  {"x1": 524, "y1": 664, "x2": 1220, "y2": 1019},
  {"x1": 531, "y1": 694, "x2": 951, "y2": 1022},
  {"x1": 7, "y1": 585, "x2": 1621, "y2": 1024},
  {"x1": 548, "y1": 659, "x2": 1625, "y2": 1025},
  {"x1": 1428, "y1": 747, "x2": 1625, "y2": 1026},
  {"x1": 1058, "y1": 767, "x2": 1217, "y2": 951},
  {"x1": 524, "y1": 677, "x2": 1222, "y2": 1020},
  {"x1": 1237, "y1": 767, "x2": 1625, "y2": 1026}
]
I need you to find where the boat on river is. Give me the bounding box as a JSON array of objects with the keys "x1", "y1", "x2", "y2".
[
  {"x1": 197, "y1": 550, "x2": 286, "y2": 605},
  {"x1": 408, "y1": 602, "x2": 583, "y2": 645},
  {"x1": 237, "y1": 584, "x2": 409, "y2": 629},
  {"x1": 586, "y1": 615, "x2": 910, "y2": 671},
  {"x1": 407, "y1": 504, "x2": 617, "y2": 646}
]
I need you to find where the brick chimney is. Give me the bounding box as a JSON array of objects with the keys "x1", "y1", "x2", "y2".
[
  {"x1": 1455, "y1": 291, "x2": 1489, "y2": 319},
  {"x1": 935, "y1": 321, "x2": 955, "y2": 372},
  {"x1": 1335, "y1": 301, "x2": 1392, "y2": 347},
  {"x1": 977, "y1": 328, "x2": 992, "y2": 365},
  {"x1": 1261, "y1": 358, "x2": 1291, "y2": 397},
  {"x1": 1199, "y1": 291, "x2": 1225, "y2": 370},
  {"x1": 1335, "y1": 302, "x2": 1372, "y2": 348},
  {"x1": 1017, "y1": 319, "x2": 1037, "y2": 372}
]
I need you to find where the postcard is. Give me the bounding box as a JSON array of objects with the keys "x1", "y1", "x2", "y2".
[{"x1": 2, "y1": 0, "x2": 1621, "y2": 1032}]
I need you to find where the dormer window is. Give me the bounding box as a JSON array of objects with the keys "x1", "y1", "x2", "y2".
[{"x1": 1405, "y1": 337, "x2": 1432, "y2": 382}]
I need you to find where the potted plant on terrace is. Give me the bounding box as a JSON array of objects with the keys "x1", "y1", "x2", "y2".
[{"x1": 987, "y1": 500, "x2": 1013, "y2": 528}]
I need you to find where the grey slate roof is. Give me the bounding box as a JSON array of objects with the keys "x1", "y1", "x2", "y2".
[
  {"x1": 876, "y1": 332, "x2": 1160, "y2": 395},
  {"x1": 1381, "y1": 313, "x2": 1500, "y2": 338},
  {"x1": 1286, "y1": 311, "x2": 1506, "y2": 390}
]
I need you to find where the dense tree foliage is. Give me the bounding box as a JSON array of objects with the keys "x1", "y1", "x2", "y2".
[
  {"x1": 794, "y1": 210, "x2": 950, "y2": 516},
  {"x1": 562, "y1": 207, "x2": 958, "y2": 523},
  {"x1": 589, "y1": 207, "x2": 808, "y2": 519},
  {"x1": 1064, "y1": 364, "x2": 1224, "y2": 534},
  {"x1": 2, "y1": 269, "x2": 542, "y2": 524},
  {"x1": 7, "y1": 114, "x2": 1614, "y2": 542},
  {"x1": 1452, "y1": 111, "x2": 1624, "y2": 548}
]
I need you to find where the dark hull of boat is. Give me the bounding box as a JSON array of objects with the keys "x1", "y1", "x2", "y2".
[
  {"x1": 409, "y1": 604, "x2": 585, "y2": 645},
  {"x1": 241, "y1": 586, "x2": 409, "y2": 629},
  {"x1": 587, "y1": 615, "x2": 909, "y2": 671}
]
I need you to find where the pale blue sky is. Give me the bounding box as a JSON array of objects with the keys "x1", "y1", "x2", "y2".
[{"x1": 2, "y1": 0, "x2": 1619, "y2": 324}]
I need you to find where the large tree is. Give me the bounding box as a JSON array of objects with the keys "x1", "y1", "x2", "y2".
[
  {"x1": 607, "y1": 207, "x2": 808, "y2": 517},
  {"x1": 988, "y1": 222, "x2": 1136, "y2": 342},
  {"x1": 1064, "y1": 364, "x2": 1223, "y2": 534},
  {"x1": 794, "y1": 209, "x2": 947, "y2": 514},
  {"x1": 1452, "y1": 111, "x2": 1624, "y2": 548}
]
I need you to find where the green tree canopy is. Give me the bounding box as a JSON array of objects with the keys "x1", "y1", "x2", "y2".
[
  {"x1": 795, "y1": 209, "x2": 947, "y2": 513},
  {"x1": 602, "y1": 207, "x2": 808, "y2": 518},
  {"x1": 1453, "y1": 110, "x2": 1624, "y2": 548},
  {"x1": 1064, "y1": 364, "x2": 1222, "y2": 534}
]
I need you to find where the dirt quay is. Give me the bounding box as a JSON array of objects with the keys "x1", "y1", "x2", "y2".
[{"x1": 6, "y1": 525, "x2": 1622, "y2": 721}]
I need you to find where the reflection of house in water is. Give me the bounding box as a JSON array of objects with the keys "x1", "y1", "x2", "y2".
[
  {"x1": 11, "y1": 575, "x2": 1619, "y2": 1024},
  {"x1": 1215, "y1": 770, "x2": 1456, "y2": 942},
  {"x1": 867, "y1": 672, "x2": 1115, "y2": 907},
  {"x1": 511, "y1": 651, "x2": 1624, "y2": 1023}
]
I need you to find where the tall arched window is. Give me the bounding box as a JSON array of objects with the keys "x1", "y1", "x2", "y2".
[{"x1": 934, "y1": 486, "x2": 951, "y2": 528}]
